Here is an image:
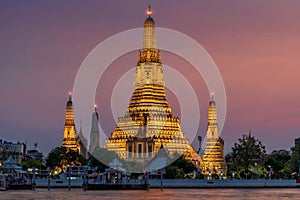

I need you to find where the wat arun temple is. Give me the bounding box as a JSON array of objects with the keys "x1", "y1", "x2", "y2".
[
  {"x1": 105, "y1": 7, "x2": 193, "y2": 162},
  {"x1": 62, "y1": 6, "x2": 226, "y2": 177}
]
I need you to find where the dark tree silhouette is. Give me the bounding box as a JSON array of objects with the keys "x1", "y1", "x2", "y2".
[
  {"x1": 230, "y1": 132, "x2": 266, "y2": 176},
  {"x1": 46, "y1": 146, "x2": 87, "y2": 173}
]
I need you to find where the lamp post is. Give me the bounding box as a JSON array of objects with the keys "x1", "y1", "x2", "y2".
[
  {"x1": 144, "y1": 159, "x2": 149, "y2": 191},
  {"x1": 83, "y1": 167, "x2": 87, "y2": 191},
  {"x1": 298, "y1": 160, "x2": 300, "y2": 177},
  {"x1": 32, "y1": 166, "x2": 36, "y2": 190},
  {"x1": 160, "y1": 168, "x2": 165, "y2": 191},
  {"x1": 47, "y1": 167, "x2": 51, "y2": 191},
  {"x1": 68, "y1": 166, "x2": 71, "y2": 191}
]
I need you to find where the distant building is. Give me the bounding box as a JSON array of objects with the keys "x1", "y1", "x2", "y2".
[
  {"x1": 26, "y1": 149, "x2": 43, "y2": 161},
  {"x1": 295, "y1": 137, "x2": 300, "y2": 149},
  {"x1": 201, "y1": 95, "x2": 227, "y2": 178},
  {"x1": 0, "y1": 139, "x2": 26, "y2": 164}
]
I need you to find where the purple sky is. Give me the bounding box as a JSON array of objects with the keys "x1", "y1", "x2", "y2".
[{"x1": 0, "y1": 0, "x2": 299, "y2": 156}]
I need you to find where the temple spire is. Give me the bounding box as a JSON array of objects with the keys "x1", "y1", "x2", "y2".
[
  {"x1": 62, "y1": 92, "x2": 78, "y2": 151},
  {"x1": 201, "y1": 97, "x2": 227, "y2": 178},
  {"x1": 89, "y1": 104, "x2": 100, "y2": 153},
  {"x1": 137, "y1": 5, "x2": 161, "y2": 66},
  {"x1": 143, "y1": 5, "x2": 156, "y2": 50}
]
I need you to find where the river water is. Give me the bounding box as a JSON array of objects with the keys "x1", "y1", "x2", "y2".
[{"x1": 1, "y1": 188, "x2": 300, "y2": 200}]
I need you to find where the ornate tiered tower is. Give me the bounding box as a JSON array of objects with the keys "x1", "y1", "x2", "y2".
[
  {"x1": 105, "y1": 6, "x2": 192, "y2": 162},
  {"x1": 62, "y1": 92, "x2": 78, "y2": 151},
  {"x1": 89, "y1": 105, "x2": 100, "y2": 154},
  {"x1": 201, "y1": 95, "x2": 227, "y2": 178},
  {"x1": 61, "y1": 92, "x2": 87, "y2": 158}
]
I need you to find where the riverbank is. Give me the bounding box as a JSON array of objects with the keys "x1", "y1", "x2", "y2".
[
  {"x1": 149, "y1": 179, "x2": 300, "y2": 188},
  {"x1": 31, "y1": 179, "x2": 300, "y2": 189}
]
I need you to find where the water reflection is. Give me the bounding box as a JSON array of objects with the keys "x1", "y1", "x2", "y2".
[{"x1": 1, "y1": 188, "x2": 300, "y2": 200}]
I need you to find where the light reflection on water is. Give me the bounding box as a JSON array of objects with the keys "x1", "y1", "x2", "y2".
[{"x1": 1, "y1": 188, "x2": 300, "y2": 200}]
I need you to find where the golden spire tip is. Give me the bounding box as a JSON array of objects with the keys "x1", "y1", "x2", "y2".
[
  {"x1": 146, "y1": 4, "x2": 152, "y2": 16},
  {"x1": 68, "y1": 91, "x2": 72, "y2": 101}
]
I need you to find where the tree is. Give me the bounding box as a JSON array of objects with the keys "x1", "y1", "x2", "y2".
[
  {"x1": 46, "y1": 146, "x2": 87, "y2": 173},
  {"x1": 282, "y1": 144, "x2": 300, "y2": 178},
  {"x1": 230, "y1": 132, "x2": 266, "y2": 178},
  {"x1": 264, "y1": 149, "x2": 291, "y2": 178},
  {"x1": 165, "y1": 155, "x2": 196, "y2": 179},
  {"x1": 88, "y1": 155, "x2": 108, "y2": 173},
  {"x1": 0, "y1": 145, "x2": 10, "y2": 162},
  {"x1": 20, "y1": 156, "x2": 44, "y2": 170}
]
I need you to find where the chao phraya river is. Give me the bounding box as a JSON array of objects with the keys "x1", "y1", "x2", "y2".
[{"x1": 1, "y1": 188, "x2": 300, "y2": 200}]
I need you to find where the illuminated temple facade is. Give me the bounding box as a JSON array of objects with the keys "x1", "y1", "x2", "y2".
[
  {"x1": 201, "y1": 95, "x2": 227, "y2": 178},
  {"x1": 105, "y1": 7, "x2": 198, "y2": 163}
]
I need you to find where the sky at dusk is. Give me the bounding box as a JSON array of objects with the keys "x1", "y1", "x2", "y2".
[{"x1": 0, "y1": 0, "x2": 299, "y2": 156}]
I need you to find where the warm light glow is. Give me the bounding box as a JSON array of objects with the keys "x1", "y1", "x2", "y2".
[
  {"x1": 146, "y1": 7, "x2": 152, "y2": 16},
  {"x1": 69, "y1": 92, "x2": 72, "y2": 96},
  {"x1": 94, "y1": 104, "x2": 97, "y2": 108}
]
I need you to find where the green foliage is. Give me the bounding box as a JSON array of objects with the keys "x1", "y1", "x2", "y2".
[
  {"x1": 230, "y1": 133, "x2": 266, "y2": 177},
  {"x1": 264, "y1": 149, "x2": 291, "y2": 178},
  {"x1": 0, "y1": 145, "x2": 10, "y2": 162},
  {"x1": 165, "y1": 155, "x2": 196, "y2": 179},
  {"x1": 20, "y1": 156, "x2": 43, "y2": 170},
  {"x1": 46, "y1": 146, "x2": 87, "y2": 172},
  {"x1": 281, "y1": 145, "x2": 300, "y2": 178},
  {"x1": 164, "y1": 165, "x2": 178, "y2": 179},
  {"x1": 175, "y1": 168, "x2": 185, "y2": 179},
  {"x1": 88, "y1": 155, "x2": 108, "y2": 173}
]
